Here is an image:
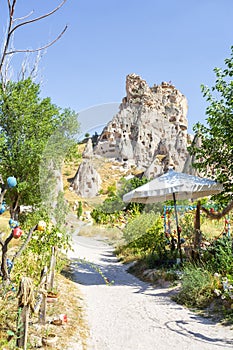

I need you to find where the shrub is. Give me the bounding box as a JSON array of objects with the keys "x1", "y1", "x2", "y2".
[
  {"x1": 174, "y1": 264, "x2": 218, "y2": 308},
  {"x1": 123, "y1": 212, "x2": 158, "y2": 244},
  {"x1": 202, "y1": 236, "x2": 233, "y2": 275}
]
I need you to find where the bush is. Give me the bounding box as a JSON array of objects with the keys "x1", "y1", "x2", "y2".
[
  {"x1": 202, "y1": 236, "x2": 233, "y2": 275},
  {"x1": 174, "y1": 264, "x2": 218, "y2": 308},
  {"x1": 123, "y1": 212, "x2": 158, "y2": 244}
]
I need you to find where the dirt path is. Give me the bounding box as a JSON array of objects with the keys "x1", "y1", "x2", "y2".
[{"x1": 67, "y1": 234, "x2": 233, "y2": 350}]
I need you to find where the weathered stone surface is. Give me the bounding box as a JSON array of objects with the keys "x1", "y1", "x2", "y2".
[
  {"x1": 82, "y1": 138, "x2": 94, "y2": 159},
  {"x1": 71, "y1": 160, "x2": 101, "y2": 198},
  {"x1": 94, "y1": 73, "x2": 189, "y2": 178}
]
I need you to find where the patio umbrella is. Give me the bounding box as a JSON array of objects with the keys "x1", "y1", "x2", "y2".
[{"x1": 123, "y1": 169, "x2": 223, "y2": 262}]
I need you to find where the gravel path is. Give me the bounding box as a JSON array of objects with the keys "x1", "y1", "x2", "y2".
[{"x1": 67, "y1": 234, "x2": 233, "y2": 350}]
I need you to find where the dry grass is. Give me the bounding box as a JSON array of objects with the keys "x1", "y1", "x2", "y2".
[
  {"x1": 0, "y1": 212, "x2": 10, "y2": 232},
  {"x1": 78, "y1": 224, "x2": 123, "y2": 246},
  {"x1": 62, "y1": 144, "x2": 141, "y2": 213},
  {"x1": 0, "y1": 273, "x2": 89, "y2": 349}
]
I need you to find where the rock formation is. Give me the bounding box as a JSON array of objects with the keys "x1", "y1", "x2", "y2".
[
  {"x1": 71, "y1": 140, "x2": 101, "y2": 197},
  {"x1": 82, "y1": 138, "x2": 94, "y2": 159},
  {"x1": 94, "y1": 73, "x2": 189, "y2": 178}
]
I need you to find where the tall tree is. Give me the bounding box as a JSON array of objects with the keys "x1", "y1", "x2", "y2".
[
  {"x1": 189, "y1": 46, "x2": 233, "y2": 204},
  {"x1": 0, "y1": 78, "x2": 78, "y2": 218}
]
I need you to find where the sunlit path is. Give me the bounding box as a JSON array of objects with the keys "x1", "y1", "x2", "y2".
[{"x1": 67, "y1": 235, "x2": 233, "y2": 350}]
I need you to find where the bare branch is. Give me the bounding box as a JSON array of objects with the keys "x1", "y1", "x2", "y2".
[
  {"x1": 9, "y1": 0, "x2": 67, "y2": 36},
  {"x1": 13, "y1": 10, "x2": 34, "y2": 23},
  {"x1": 6, "y1": 25, "x2": 68, "y2": 56},
  {"x1": 0, "y1": 0, "x2": 16, "y2": 75},
  {"x1": 0, "y1": 0, "x2": 68, "y2": 80}
]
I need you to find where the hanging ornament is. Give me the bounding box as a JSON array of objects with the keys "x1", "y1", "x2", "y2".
[
  {"x1": 0, "y1": 202, "x2": 6, "y2": 214},
  {"x1": 7, "y1": 176, "x2": 17, "y2": 188},
  {"x1": 12, "y1": 227, "x2": 23, "y2": 239},
  {"x1": 9, "y1": 218, "x2": 19, "y2": 229},
  {"x1": 37, "y1": 220, "x2": 47, "y2": 231}
]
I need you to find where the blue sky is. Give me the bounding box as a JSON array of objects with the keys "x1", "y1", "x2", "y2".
[{"x1": 2, "y1": 0, "x2": 233, "y2": 134}]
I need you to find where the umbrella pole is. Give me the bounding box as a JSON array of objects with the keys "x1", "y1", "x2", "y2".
[{"x1": 173, "y1": 193, "x2": 183, "y2": 264}]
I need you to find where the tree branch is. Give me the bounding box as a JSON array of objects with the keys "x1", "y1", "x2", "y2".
[
  {"x1": 201, "y1": 200, "x2": 233, "y2": 219},
  {"x1": 0, "y1": 0, "x2": 68, "y2": 79},
  {"x1": 0, "y1": 0, "x2": 16, "y2": 75},
  {"x1": 13, "y1": 10, "x2": 34, "y2": 23},
  {"x1": 12, "y1": 225, "x2": 37, "y2": 263},
  {"x1": 6, "y1": 25, "x2": 68, "y2": 55},
  {"x1": 9, "y1": 0, "x2": 67, "y2": 36}
]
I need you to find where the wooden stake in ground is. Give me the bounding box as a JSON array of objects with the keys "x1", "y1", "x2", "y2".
[
  {"x1": 47, "y1": 246, "x2": 57, "y2": 291},
  {"x1": 16, "y1": 277, "x2": 34, "y2": 349},
  {"x1": 34, "y1": 267, "x2": 48, "y2": 325}
]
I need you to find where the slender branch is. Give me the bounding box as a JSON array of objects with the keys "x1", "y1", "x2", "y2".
[
  {"x1": 5, "y1": 25, "x2": 68, "y2": 55},
  {"x1": 0, "y1": 0, "x2": 16, "y2": 75},
  {"x1": 12, "y1": 225, "x2": 37, "y2": 263},
  {"x1": 201, "y1": 200, "x2": 233, "y2": 219},
  {"x1": 0, "y1": 0, "x2": 68, "y2": 78},
  {"x1": 7, "y1": 0, "x2": 11, "y2": 12},
  {"x1": 9, "y1": 0, "x2": 67, "y2": 36},
  {"x1": 0, "y1": 235, "x2": 4, "y2": 247},
  {"x1": 13, "y1": 10, "x2": 34, "y2": 23},
  {"x1": 0, "y1": 188, "x2": 7, "y2": 206}
]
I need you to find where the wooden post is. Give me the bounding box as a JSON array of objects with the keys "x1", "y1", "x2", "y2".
[
  {"x1": 34, "y1": 267, "x2": 48, "y2": 324},
  {"x1": 47, "y1": 246, "x2": 56, "y2": 291},
  {"x1": 16, "y1": 277, "x2": 34, "y2": 349}
]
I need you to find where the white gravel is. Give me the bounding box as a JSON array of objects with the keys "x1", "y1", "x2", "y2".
[{"x1": 67, "y1": 234, "x2": 233, "y2": 350}]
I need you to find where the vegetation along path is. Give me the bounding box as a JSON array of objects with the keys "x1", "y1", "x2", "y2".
[{"x1": 67, "y1": 234, "x2": 233, "y2": 350}]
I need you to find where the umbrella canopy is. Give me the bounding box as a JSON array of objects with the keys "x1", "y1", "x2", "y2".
[
  {"x1": 123, "y1": 169, "x2": 223, "y2": 263},
  {"x1": 123, "y1": 169, "x2": 223, "y2": 204}
]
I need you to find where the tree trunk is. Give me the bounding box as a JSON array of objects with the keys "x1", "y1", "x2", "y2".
[{"x1": 0, "y1": 232, "x2": 14, "y2": 281}]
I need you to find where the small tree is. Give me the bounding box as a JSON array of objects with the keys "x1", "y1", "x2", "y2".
[
  {"x1": 189, "y1": 46, "x2": 233, "y2": 205},
  {"x1": 0, "y1": 78, "x2": 79, "y2": 218}
]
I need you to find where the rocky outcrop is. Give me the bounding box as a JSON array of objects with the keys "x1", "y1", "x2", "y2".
[
  {"x1": 71, "y1": 140, "x2": 101, "y2": 197},
  {"x1": 94, "y1": 73, "x2": 189, "y2": 178},
  {"x1": 82, "y1": 138, "x2": 94, "y2": 159},
  {"x1": 71, "y1": 160, "x2": 101, "y2": 197}
]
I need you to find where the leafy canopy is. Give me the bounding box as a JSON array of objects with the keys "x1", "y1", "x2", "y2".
[
  {"x1": 0, "y1": 78, "x2": 79, "y2": 211},
  {"x1": 189, "y1": 46, "x2": 233, "y2": 203}
]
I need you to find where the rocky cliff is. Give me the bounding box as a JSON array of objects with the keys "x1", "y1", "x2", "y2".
[{"x1": 94, "y1": 73, "x2": 190, "y2": 178}]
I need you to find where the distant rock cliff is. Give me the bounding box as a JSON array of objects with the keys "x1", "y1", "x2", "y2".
[{"x1": 94, "y1": 73, "x2": 190, "y2": 178}]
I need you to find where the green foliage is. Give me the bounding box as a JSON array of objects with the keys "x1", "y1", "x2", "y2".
[
  {"x1": 123, "y1": 211, "x2": 158, "y2": 243},
  {"x1": 77, "y1": 201, "x2": 83, "y2": 219},
  {"x1": 189, "y1": 46, "x2": 233, "y2": 202},
  {"x1": 91, "y1": 207, "x2": 124, "y2": 225},
  {"x1": 91, "y1": 176, "x2": 149, "y2": 225},
  {"x1": 0, "y1": 78, "x2": 79, "y2": 215},
  {"x1": 178, "y1": 212, "x2": 196, "y2": 244},
  {"x1": 174, "y1": 264, "x2": 218, "y2": 308},
  {"x1": 128, "y1": 217, "x2": 167, "y2": 259},
  {"x1": 106, "y1": 183, "x2": 117, "y2": 197},
  {"x1": 202, "y1": 236, "x2": 233, "y2": 275},
  {"x1": 14, "y1": 207, "x2": 71, "y2": 282}
]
